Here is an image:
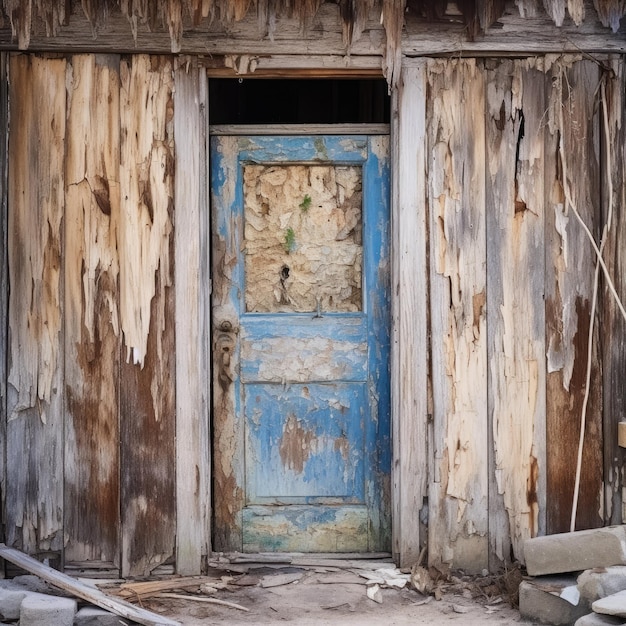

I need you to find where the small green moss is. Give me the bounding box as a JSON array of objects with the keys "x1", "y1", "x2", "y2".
[
  {"x1": 284, "y1": 227, "x2": 296, "y2": 253},
  {"x1": 299, "y1": 194, "x2": 312, "y2": 212}
]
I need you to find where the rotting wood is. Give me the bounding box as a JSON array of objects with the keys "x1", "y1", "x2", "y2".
[
  {"x1": 119, "y1": 54, "x2": 176, "y2": 578},
  {"x1": 6, "y1": 53, "x2": 66, "y2": 554},
  {"x1": 600, "y1": 57, "x2": 626, "y2": 525},
  {"x1": 174, "y1": 57, "x2": 211, "y2": 576},
  {"x1": 0, "y1": 544, "x2": 181, "y2": 626},
  {"x1": 485, "y1": 58, "x2": 546, "y2": 567},
  {"x1": 545, "y1": 58, "x2": 603, "y2": 534},
  {"x1": 427, "y1": 58, "x2": 489, "y2": 573},
  {"x1": 391, "y1": 62, "x2": 428, "y2": 569},
  {"x1": 63, "y1": 53, "x2": 121, "y2": 566}
]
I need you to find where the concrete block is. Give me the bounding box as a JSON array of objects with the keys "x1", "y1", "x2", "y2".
[
  {"x1": 525, "y1": 527, "x2": 626, "y2": 576},
  {"x1": 519, "y1": 577, "x2": 591, "y2": 625},
  {"x1": 11, "y1": 575, "x2": 50, "y2": 594},
  {"x1": 575, "y1": 614, "x2": 625, "y2": 625},
  {"x1": 578, "y1": 567, "x2": 626, "y2": 603},
  {"x1": 593, "y1": 590, "x2": 626, "y2": 618},
  {"x1": 0, "y1": 588, "x2": 26, "y2": 620},
  {"x1": 20, "y1": 594, "x2": 76, "y2": 626},
  {"x1": 74, "y1": 606, "x2": 128, "y2": 626}
]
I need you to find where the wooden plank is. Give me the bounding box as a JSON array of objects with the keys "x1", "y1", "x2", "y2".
[
  {"x1": 600, "y1": 56, "x2": 626, "y2": 525},
  {"x1": 403, "y1": 1, "x2": 626, "y2": 56},
  {"x1": 544, "y1": 59, "x2": 603, "y2": 533},
  {"x1": 63, "y1": 54, "x2": 121, "y2": 566},
  {"x1": 6, "y1": 54, "x2": 66, "y2": 554},
  {"x1": 426, "y1": 58, "x2": 488, "y2": 573},
  {"x1": 210, "y1": 124, "x2": 390, "y2": 136},
  {"x1": 0, "y1": 52, "x2": 7, "y2": 547},
  {"x1": 485, "y1": 58, "x2": 546, "y2": 568},
  {"x1": 119, "y1": 55, "x2": 176, "y2": 577},
  {"x1": 174, "y1": 58, "x2": 211, "y2": 575},
  {"x1": 391, "y1": 63, "x2": 428, "y2": 568},
  {"x1": 0, "y1": 544, "x2": 181, "y2": 626},
  {"x1": 0, "y1": 4, "x2": 384, "y2": 56}
]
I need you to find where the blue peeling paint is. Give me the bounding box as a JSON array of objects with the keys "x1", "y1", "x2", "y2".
[{"x1": 211, "y1": 134, "x2": 391, "y2": 552}]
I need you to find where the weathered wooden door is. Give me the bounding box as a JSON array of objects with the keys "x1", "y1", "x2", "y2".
[{"x1": 211, "y1": 133, "x2": 390, "y2": 553}]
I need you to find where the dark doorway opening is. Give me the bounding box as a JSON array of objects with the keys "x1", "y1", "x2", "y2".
[{"x1": 209, "y1": 78, "x2": 390, "y2": 125}]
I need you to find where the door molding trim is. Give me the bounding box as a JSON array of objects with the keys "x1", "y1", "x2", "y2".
[
  {"x1": 210, "y1": 124, "x2": 390, "y2": 136},
  {"x1": 390, "y1": 62, "x2": 429, "y2": 568}
]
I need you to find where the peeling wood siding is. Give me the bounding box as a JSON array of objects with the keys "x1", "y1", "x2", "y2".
[
  {"x1": 545, "y1": 59, "x2": 603, "y2": 533},
  {"x1": 118, "y1": 55, "x2": 174, "y2": 370},
  {"x1": 0, "y1": 52, "x2": 7, "y2": 544},
  {"x1": 119, "y1": 55, "x2": 176, "y2": 577},
  {"x1": 6, "y1": 54, "x2": 66, "y2": 552},
  {"x1": 174, "y1": 59, "x2": 211, "y2": 574},
  {"x1": 601, "y1": 57, "x2": 626, "y2": 525},
  {"x1": 64, "y1": 54, "x2": 121, "y2": 565},
  {"x1": 485, "y1": 59, "x2": 546, "y2": 566},
  {"x1": 427, "y1": 58, "x2": 489, "y2": 572}
]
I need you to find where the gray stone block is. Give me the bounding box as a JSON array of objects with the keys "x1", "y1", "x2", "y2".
[
  {"x1": 594, "y1": 590, "x2": 626, "y2": 618},
  {"x1": 575, "y1": 613, "x2": 625, "y2": 625},
  {"x1": 11, "y1": 576, "x2": 50, "y2": 594},
  {"x1": 520, "y1": 578, "x2": 591, "y2": 625},
  {"x1": 74, "y1": 606, "x2": 129, "y2": 626},
  {"x1": 20, "y1": 594, "x2": 76, "y2": 626},
  {"x1": 579, "y1": 567, "x2": 626, "y2": 603},
  {"x1": 525, "y1": 527, "x2": 626, "y2": 576},
  {"x1": 0, "y1": 588, "x2": 26, "y2": 620}
]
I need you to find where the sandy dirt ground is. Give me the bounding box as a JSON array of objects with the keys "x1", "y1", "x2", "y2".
[{"x1": 139, "y1": 566, "x2": 538, "y2": 626}]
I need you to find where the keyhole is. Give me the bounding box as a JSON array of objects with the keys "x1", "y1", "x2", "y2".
[{"x1": 280, "y1": 265, "x2": 290, "y2": 280}]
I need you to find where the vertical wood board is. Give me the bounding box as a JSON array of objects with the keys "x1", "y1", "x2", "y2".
[
  {"x1": 427, "y1": 58, "x2": 488, "y2": 572},
  {"x1": 545, "y1": 58, "x2": 603, "y2": 533},
  {"x1": 391, "y1": 62, "x2": 428, "y2": 567},
  {"x1": 63, "y1": 54, "x2": 121, "y2": 565},
  {"x1": 600, "y1": 57, "x2": 626, "y2": 525},
  {"x1": 174, "y1": 59, "x2": 210, "y2": 574},
  {"x1": 0, "y1": 52, "x2": 8, "y2": 545},
  {"x1": 485, "y1": 59, "x2": 547, "y2": 566},
  {"x1": 119, "y1": 55, "x2": 176, "y2": 577},
  {"x1": 6, "y1": 54, "x2": 66, "y2": 553}
]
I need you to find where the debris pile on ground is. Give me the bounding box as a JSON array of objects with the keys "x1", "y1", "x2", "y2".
[{"x1": 522, "y1": 526, "x2": 626, "y2": 625}]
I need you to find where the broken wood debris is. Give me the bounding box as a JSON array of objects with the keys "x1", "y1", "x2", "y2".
[
  {"x1": 157, "y1": 593, "x2": 249, "y2": 612},
  {"x1": 0, "y1": 544, "x2": 181, "y2": 626}
]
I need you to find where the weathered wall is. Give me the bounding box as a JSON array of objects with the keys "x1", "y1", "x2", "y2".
[
  {"x1": 422, "y1": 55, "x2": 623, "y2": 572},
  {"x1": 3, "y1": 52, "x2": 209, "y2": 577}
]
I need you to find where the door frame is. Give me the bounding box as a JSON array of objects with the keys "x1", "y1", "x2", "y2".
[{"x1": 173, "y1": 67, "x2": 428, "y2": 572}]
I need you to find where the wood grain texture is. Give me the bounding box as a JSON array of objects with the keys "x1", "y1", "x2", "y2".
[
  {"x1": 427, "y1": 58, "x2": 488, "y2": 573},
  {"x1": 391, "y1": 63, "x2": 428, "y2": 568},
  {"x1": 0, "y1": 52, "x2": 7, "y2": 545},
  {"x1": 174, "y1": 58, "x2": 211, "y2": 575},
  {"x1": 485, "y1": 58, "x2": 546, "y2": 567},
  {"x1": 119, "y1": 55, "x2": 176, "y2": 577},
  {"x1": 6, "y1": 54, "x2": 66, "y2": 553},
  {"x1": 601, "y1": 57, "x2": 626, "y2": 525},
  {"x1": 545, "y1": 58, "x2": 603, "y2": 533},
  {"x1": 63, "y1": 53, "x2": 121, "y2": 565}
]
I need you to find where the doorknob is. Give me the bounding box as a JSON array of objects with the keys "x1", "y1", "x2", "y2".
[{"x1": 216, "y1": 333, "x2": 235, "y2": 389}]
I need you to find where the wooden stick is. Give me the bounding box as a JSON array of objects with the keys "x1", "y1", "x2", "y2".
[
  {"x1": 0, "y1": 544, "x2": 180, "y2": 626},
  {"x1": 158, "y1": 593, "x2": 250, "y2": 612}
]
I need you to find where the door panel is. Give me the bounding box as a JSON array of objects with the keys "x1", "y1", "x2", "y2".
[{"x1": 211, "y1": 134, "x2": 390, "y2": 553}]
